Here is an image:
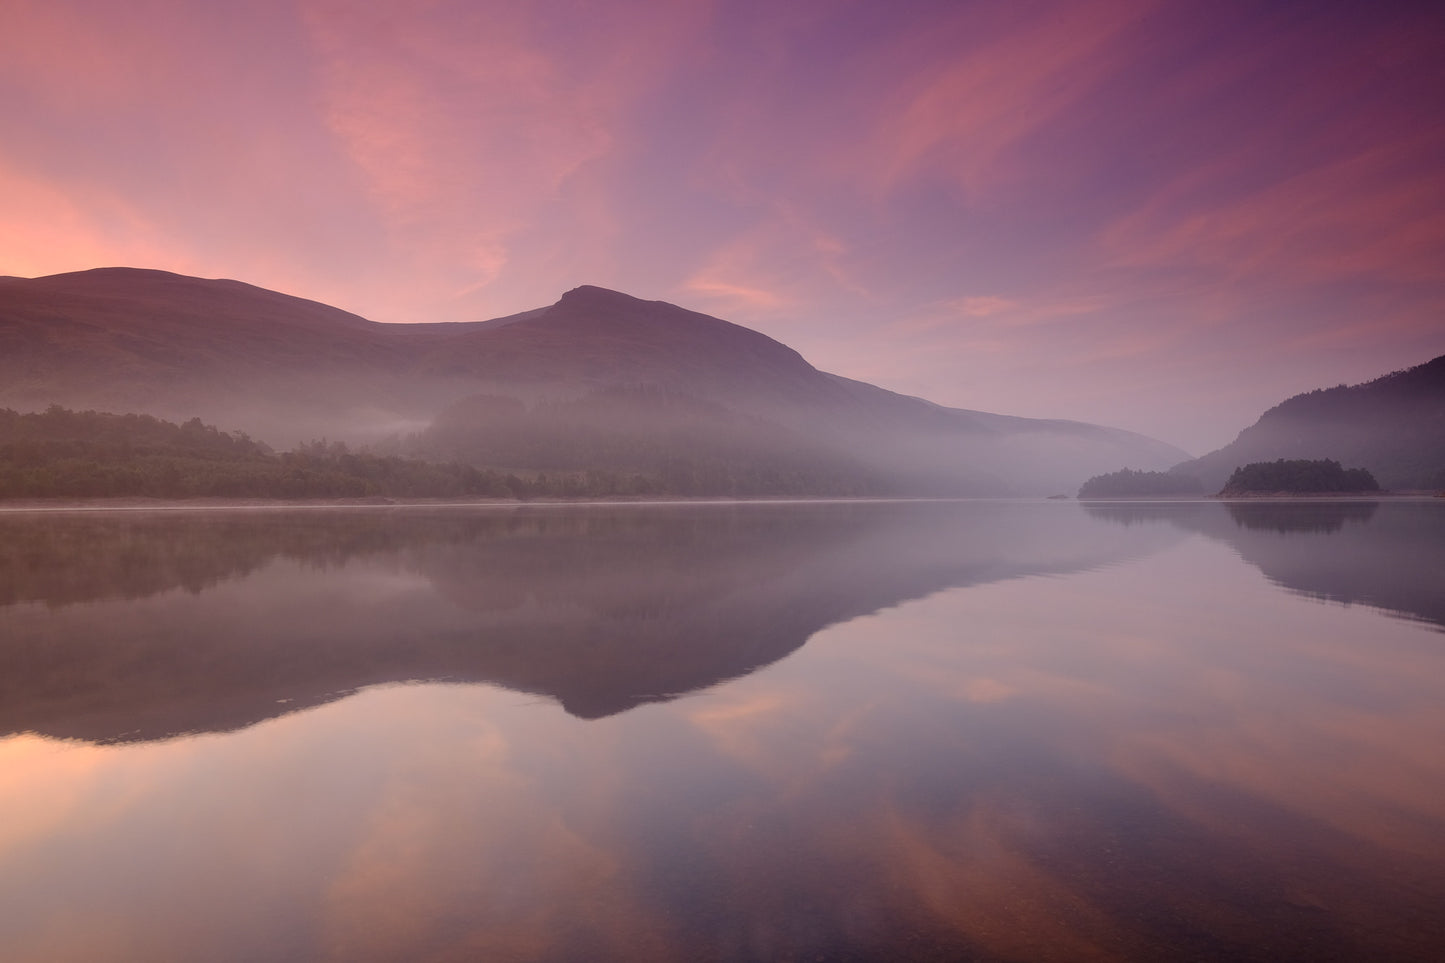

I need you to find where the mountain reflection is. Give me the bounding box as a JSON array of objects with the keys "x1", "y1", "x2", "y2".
[
  {"x1": 0, "y1": 501, "x2": 1180, "y2": 743},
  {"x1": 1085, "y1": 500, "x2": 1445, "y2": 630}
]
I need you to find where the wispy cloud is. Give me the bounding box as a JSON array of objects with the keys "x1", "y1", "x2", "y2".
[
  {"x1": 678, "y1": 201, "x2": 874, "y2": 320},
  {"x1": 946, "y1": 296, "x2": 1019, "y2": 319},
  {"x1": 0, "y1": 163, "x2": 177, "y2": 278},
  {"x1": 1101, "y1": 135, "x2": 1445, "y2": 286},
  {"x1": 681, "y1": 277, "x2": 792, "y2": 313},
  {"x1": 863, "y1": 0, "x2": 1155, "y2": 198}
]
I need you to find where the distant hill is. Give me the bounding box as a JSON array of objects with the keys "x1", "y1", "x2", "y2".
[
  {"x1": 1174, "y1": 355, "x2": 1445, "y2": 491},
  {"x1": 0, "y1": 268, "x2": 1189, "y2": 494}
]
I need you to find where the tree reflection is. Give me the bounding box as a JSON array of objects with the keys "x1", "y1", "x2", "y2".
[{"x1": 1084, "y1": 500, "x2": 1445, "y2": 630}]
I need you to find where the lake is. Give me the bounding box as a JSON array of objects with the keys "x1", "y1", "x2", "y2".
[{"x1": 1, "y1": 498, "x2": 1443, "y2": 962}]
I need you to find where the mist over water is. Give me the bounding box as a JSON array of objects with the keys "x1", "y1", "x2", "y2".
[{"x1": 1, "y1": 499, "x2": 1443, "y2": 961}]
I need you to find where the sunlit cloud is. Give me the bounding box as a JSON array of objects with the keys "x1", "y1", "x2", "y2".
[
  {"x1": 864, "y1": 0, "x2": 1156, "y2": 199},
  {"x1": 0, "y1": 164, "x2": 179, "y2": 279},
  {"x1": 298, "y1": 1, "x2": 622, "y2": 316},
  {"x1": 681, "y1": 277, "x2": 793, "y2": 313},
  {"x1": 1101, "y1": 136, "x2": 1445, "y2": 286},
  {"x1": 0, "y1": 1, "x2": 191, "y2": 109},
  {"x1": 677, "y1": 202, "x2": 876, "y2": 327},
  {"x1": 679, "y1": 227, "x2": 802, "y2": 317},
  {"x1": 947, "y1": 296, "x2": 1018, "y2": 319}
]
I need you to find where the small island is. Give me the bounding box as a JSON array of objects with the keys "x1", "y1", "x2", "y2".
[{"x1": 1218, "y1": 458, "x2": 1380, "y2": 496}]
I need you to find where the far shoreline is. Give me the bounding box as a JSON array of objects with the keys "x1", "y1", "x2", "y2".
[
  {"x1": 1079, "y1": 490, "x2": 1440, "y2": 501},
  {"x1": 0, "y1": 494, "x2": 998, "y2": 513},
  {"x1": 2, "y1": 491, "x2": 1442, "y2": 514}
]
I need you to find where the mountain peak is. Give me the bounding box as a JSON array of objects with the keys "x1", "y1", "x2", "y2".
[
  {"x1": 554, "y1": 284, "x2": 663, "y2": 314},
  {"x1": 33, "y1": 266, "x2": 228, "y2": 288},
  {"x1": 559, "y1": 283, "x2": 631, "y2": 302}
]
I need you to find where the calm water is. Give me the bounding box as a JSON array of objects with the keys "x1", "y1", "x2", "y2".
[{"x1": 1, "y1": 499, "x2": 1443, "y2": 962}]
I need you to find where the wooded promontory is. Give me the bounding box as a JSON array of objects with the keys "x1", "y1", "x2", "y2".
[{"x1": 1218, "y1": 459, "x2": 1380, "y2": 495}]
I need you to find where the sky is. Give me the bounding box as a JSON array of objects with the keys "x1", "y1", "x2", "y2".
[{"x1": 2, "y1": 0, "x2": 1442, "y2": 454}]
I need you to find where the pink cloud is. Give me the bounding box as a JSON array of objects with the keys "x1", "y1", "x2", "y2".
[
  {"x1": 678, "y1": 201, "x2": 876, "y2": 323},
  {"x1": 292, "y1": 0, "x2": 717, "y2": 319},
  {"x1": 0, "y1": 163, "x2": 178, "y2": 278},
  {"x1": 681, "y1": 277, "x2": 793, "y2": 313},
  {"x1": 945, "y1": 296, "x2": 1018, "y2": 319},
  {"x1": 0, "y1": 1, "x2": 186, "y2": 109},
  {"x1": 1101, "y1": 135, "x2": 1445, "y2": 286},
  {"x1": 840, "y1": 0, "x2": 1157, "y2": 199},
  {"x1": 304, "y1": 3, "x2": 613, "y2": 216}
]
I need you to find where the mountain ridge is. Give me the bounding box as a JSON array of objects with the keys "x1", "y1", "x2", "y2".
[
  {"x1": 0, "y1": 267, "x2": 1189, "y2": 494},
  {"x1": 1173, "y1": 354, "x2": 1445, "y2": 490}
]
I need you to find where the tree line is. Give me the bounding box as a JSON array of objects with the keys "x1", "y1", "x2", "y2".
[
  {"x1": 1078, "y1": 458, "x2": 1382, "y2": 498},
  {"x1": 1077, "y1": 468, "x2": 1205, "y2": 498},
  {"x1": 0, "y1": 406, "x2": 876, "y2": 499},
  {"x1": 1219, "y1": 458, "x2": 1379, "y2": 494}
]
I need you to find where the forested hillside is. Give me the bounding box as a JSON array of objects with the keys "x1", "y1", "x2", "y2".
[
  {"x1": 0, "y1": 407, "x2": 516, "y2": 498},
  {"x1": 0, "y1": 406, "x2": 875, "y2": 499},
  {"x1": 1174, "y1": 354, "x2": 1445, "y2": 490}
]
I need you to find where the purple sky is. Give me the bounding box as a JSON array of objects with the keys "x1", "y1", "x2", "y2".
[{"x1": 2, "y1": 0, "x2": 1442, "y2": 453}]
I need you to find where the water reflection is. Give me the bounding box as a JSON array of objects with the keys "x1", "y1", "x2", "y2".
[
  {"x1": 2, "y1": 501, "x2": 1444, "y2": 961},
  {"x1": 1084, "y1": 499, "x2": 1445, "y2": 630},
  {"x1": 0, "y1": 501, "x2": 1180, "y2": 743},
  {"x1": 1224, "y1": 499, "x2": 1379, "y2": 533}
]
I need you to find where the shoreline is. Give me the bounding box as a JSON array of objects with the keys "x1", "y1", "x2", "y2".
[
  {"x1": 2, "y1": 491, "x2": 1441, "y2": 513},
  {"x1": 0, "y1": 494, "x2": 1001, "y2": 513},
  {"x1": 1080, "y1": 491, "x2": 1439, "y2": 501}
]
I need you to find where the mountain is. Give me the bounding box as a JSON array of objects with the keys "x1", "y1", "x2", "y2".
[
  {"x1": 1173, "y1": 355, "x2": 1445, "y2": 491},
  {"x1": 0, "y1": 267, "x2": 1189, "y2": 494},
  {"x1": 0, "y1": 268, "x2": 437, "y2": 441}
]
